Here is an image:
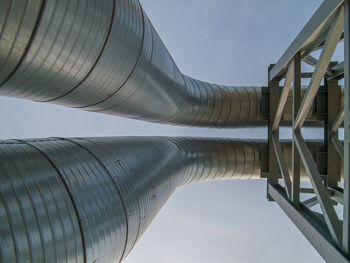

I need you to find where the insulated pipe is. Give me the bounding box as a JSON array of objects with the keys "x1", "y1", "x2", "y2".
[
  {"x1": 0, "y1": 137, "x2": 323, "y2": 263},
  {"x1": 0, "y1": 0, "x2": 320, "y2": 127}
]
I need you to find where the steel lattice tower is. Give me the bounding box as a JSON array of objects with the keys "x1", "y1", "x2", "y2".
[{"x1": 0, "y1": 0, "x2": 349, "y2": 262}]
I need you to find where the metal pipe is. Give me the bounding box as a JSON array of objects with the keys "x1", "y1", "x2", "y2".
[
  {"x1": 0, "y1": 137, "x2": 325, "y2": 262},
  {"x1": 0, "y1": 0, "x2": 321, "y2": 127}
]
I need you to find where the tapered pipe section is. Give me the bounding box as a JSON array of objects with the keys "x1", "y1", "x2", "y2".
[
  {"x1": 0, "y1": 0, "x2": 320, "y2": 127},
  {"x1": 0, "y1": 137, "x2": 324, "y2": 262}
]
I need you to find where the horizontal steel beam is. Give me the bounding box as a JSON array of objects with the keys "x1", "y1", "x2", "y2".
[
  {"x1": 303, "y1": 55, "x2": 335, "y2": 77},
  {"x1": 329, "y1": 187, "x2": 344, "y2": 204},
  {"x1": 303, "y1": 196, "x2": 319, "y2": 208},
  {"x1": 331, "y1": 61, "x2": 345, "y2": 79},
  {"x1": 301, "y1": 72, "x2": 315, "y2": 78},
  {"x1": 301, "y1": 188, "x2": 315, "y2": 193}
]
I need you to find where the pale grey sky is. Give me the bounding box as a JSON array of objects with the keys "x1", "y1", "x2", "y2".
[{"x1": 0, "y1": 0, "x2": 330, "y2": 262}]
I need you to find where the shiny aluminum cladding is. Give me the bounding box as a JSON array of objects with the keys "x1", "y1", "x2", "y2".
[
  {"x1": 0, "y1": 140, "x2": 83, "y2": 263},
  {"x1": 53, "y1": 0, "x2": 144, "y2": 108},
  {"x1": 0, "y1": 0, "x2": 321, "y2": 127},
  {"x1": 83, "y1": 13, "x2": 153, "y2": 115},
  {"x1": 0, "y1": 0, "x2": 42, "y2": 85},
  {"x1": 88, "y1": 138, "x2": 175, "y2": 249},
  {"x1": 68, "y1": 137, "x2": 184, "y2": 260},
  {"x1": 26, "y1": 138, "x2": 127, "y2": 263},
  {"x1": 0, "y1": 0, "x2": 114, "y2": 101},
  {"x1": 69, "y1": 137, "x2": 138, "y2": 260},
  {"x1": 0, "y1": 0, "x2": 327, "y2": 262},
  {"x1": 0, "y1": 137, "x2": 267, "y2": 262}
]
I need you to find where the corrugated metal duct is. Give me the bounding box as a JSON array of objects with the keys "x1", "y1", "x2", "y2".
[
  {"x1": 0, "y1": 137, "x2": 323, "y2": 263},
  {"x1": 0, "y1": 0, "x2": 320, "y2": 127}
]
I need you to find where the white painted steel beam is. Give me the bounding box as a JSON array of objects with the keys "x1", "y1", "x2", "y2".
[
  {"x1": 303, "y1": 55, "x2": 335, "y2": 77},
  {"x1": 269, "y1": 184, "x2": 349, "y2": 263},
  {"x1": 303, "y1": 196, "x2": 319, "y2": 208},
  {"x1": 295, "y1": 7, "x2": 344, "y2": 129},
  {"x1": 270, "y1": 0, "x2": 344, "y2": 81},
  {"x1": 294, "y1": 130, "x2": 343, "y2": 246},
  {"x1": 292, "y1": 52, "x2": 302, "y2": 205},
  {"x1": 272, "y1": 61, "x2": 294, "y2": 131},
  {"x1": 272, "y1": 134, "x2": 292, "y2": 199}
]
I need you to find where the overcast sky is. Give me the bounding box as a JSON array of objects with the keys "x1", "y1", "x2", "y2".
[{"x1": 0, "y1": 0, "x2": 329, "y2": 262}]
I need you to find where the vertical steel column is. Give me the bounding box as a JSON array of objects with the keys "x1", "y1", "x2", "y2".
[
  {"x1": 343, "y1": 0, "x2": 350, "y2": 257},
  {"x1": 265, "y1": 2, "x2": 348, "y2": 261},
  {"x1": 268, "y1": 64, "x2": 280, "y2": 200},
  {"x1": 327, "y1": 63, "x2": 341, "y2": 188},
  {"x1": 292, "y1": 52, "x2": 301, "y2": 205}
]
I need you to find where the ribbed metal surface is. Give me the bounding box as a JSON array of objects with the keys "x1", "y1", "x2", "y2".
[
  {"x1": 0, "y1": 0, "x2": 43, "y2": 85},
  {"x1": 0, "y1": 0, "x2": 115, "y2": 101},
  {"x1": 0, "y1": 136, "x2": 323, "y2": 262},
  {"x1": 0, "y1": 0, "x2": 321, "y2": 127},
  {"x1": 0, "y1": 140, "x2": 83, "y2": 263},
  {"x1": 26, "y1": 138, "x2": 127, "y2": 263},
  {"x1": 70, "y1": 137, "x2": 148, "y2": 260},
  {"x1": 49, "y1": 0, "x2": 144, "y2": 107}
]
